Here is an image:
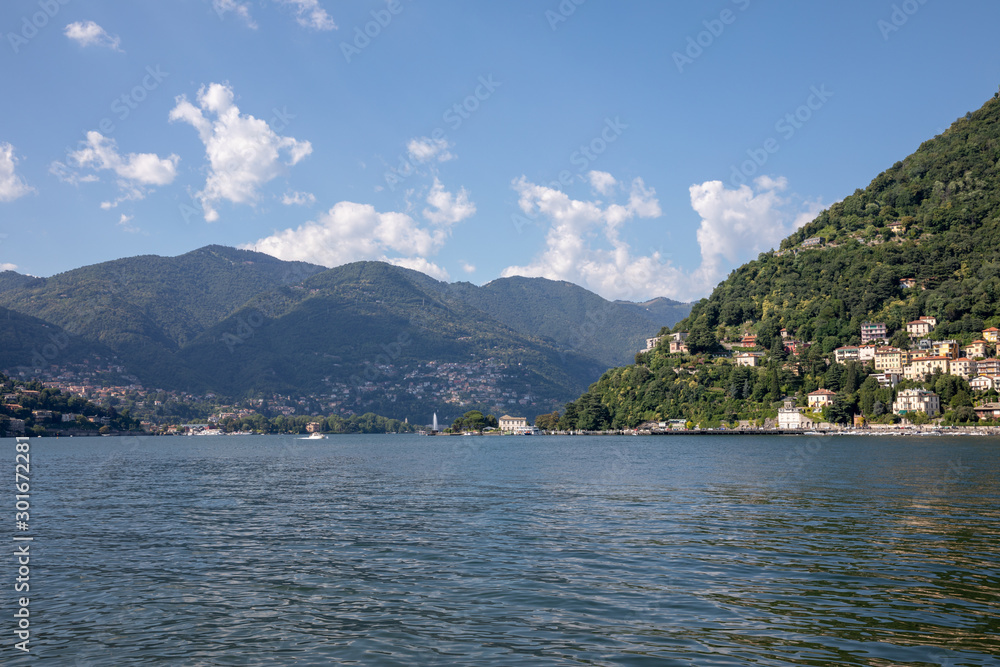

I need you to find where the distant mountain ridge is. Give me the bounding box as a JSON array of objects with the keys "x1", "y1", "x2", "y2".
[{"x1": 0, "y1": 247, "x2": 690, "y2": 421}]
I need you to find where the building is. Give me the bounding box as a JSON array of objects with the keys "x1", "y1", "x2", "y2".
[
  {"x1": 858, "y1": 345, "x2": 878, "y2": 362},
  {"x1": 735, "y1": 352, "x2": 764, "y2": 367},
  {"x1": 861, "y1": 322, "x2": 888, "y2": 344},
  {"x1": 777, "y1": 399, "x2": 811, "y2": 429},
  {"x1": 900, "y1": 278, "x2": 917, "y2": 289},
  {"x1": 983, "y1": 327, "x2": 1000, "y2": 343},
  {"x1": 892, "y1": 389, "x2": 940, "y2": 417},
  {"x1": 906, "y1": 319, "x2": 933, "y2": 339},
  {"x1": 834, "y1": 346, "x2": 860, "y2": 364},
  {"x1": 498, "y1": 415, "x2": 529, "y2": 433},
  {"x1": 976, "y1": 359, "x2": 1000, "y2": 376},
  {"x1": 973, "y1": 402, "x2": 1000, "y2": 421},
  {"x1": 905, "y1": 356, "x2": 950, "y2": 380},
  {"x1": 949, "y1": 358, "x2": 976, "y2": 380},
  {"x1": 740, "y1": 334, "x2": 758, "y2": 348},
  {"x1": 931, "y1": 339, "x2": 961, "y2": 359},
  {"x1": 888, "y1": 220, "x2": 907, "y2": 234},
  {"x1": 668, "y1": 340, "x2": 689, "y2": 354},
  {"x1": 807, "y1": 389, "x2": 837, "y2": 411},
  {"x1": 780, "y1": 328, "x2": 789, "y2": 339},
  {"x1": 964, "y1": 340, "x2": 990, "y2": 359},
  {"x1": 643, "y1": 336, "x2": 664, "y2": 353},
  {"x1": 801, "y1": 236, "x2": 824, "y2": 247},
  {"x1": 870, "y1": 372, "x2": 903, "y2": 388},
  {"x1": 875, "y1": 347, "x2": 903, "y2": 371},
  {"x1": 970, "y1": 376, "x2": 995, "y2": 392},
  {"x1": 306, "y1": 421, "x2": 323, "y2": 433}
]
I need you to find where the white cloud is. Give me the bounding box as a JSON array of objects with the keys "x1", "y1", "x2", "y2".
[
  {"x1": 64, "y1": 21, "x2": 122, "y2": 51},
  {"x1": 62, "y1": 132, "x2": 178, "y2": 208},
  {"x1": 0, "y1": 263, "x2": 17, "y2": 272},
  {"x1": 423, "y1": 178, "x2": 476, "y2": 226},
  {"x1": 387, "y1": 257, "x2": 449, "y2": 281},
  {"x1": 169, "y1": 82, "x2": 312, "y2": 222},
  {"x1": 280, "y1": 0, "x2": 336, "y2": 30},
  {"x1": 501, "y1": 176, "x2": 674, "y2": 301},
  {"x1": 70, "y1": 132, "x2": 178, "y2": 186},
  {"x1": 587, "y1": 170, "x2": 617, "y2": 196},
  {"x1": 406, "y1": 137, "x2": 454, "y2": 164},
  {"x1": 501, "y1": 173, "x2": 822, "y2": 301},
  {"x1": 243, "y1": 201, "x2": 452, "y2": 277},
  {"x1": 213, "y1": 0, "x2": 257, "y2": 28},
  {"x1": 213, "y1": 0, "x2": 335, "y2": 30},
  {"x1": 118, "y1": 213, "x2": 139, "y2": 233},
  {"x1": 460, "y1": 261, "x2": 476, "y2": 274},
  {"x1": 281, "y1": 190, "x2": 316, "y2": 206},
  {"x1": 0, "y1": 143, "x2": 35, "y2": 202},
  {"x1": 689, "y1": 175, "x2": 820, "y2": 291}
]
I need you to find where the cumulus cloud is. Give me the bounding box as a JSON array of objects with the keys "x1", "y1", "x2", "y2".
[
  {"x1": 212, "y1": 0, "x2": 257, "y2": 28},
  {"x1": 0, "y1": 143, "x2": 35, "y2": 202},
  {"x1": 243, "y1": 201, "x2": 454, "y2": 279},
  {"x1": 0, "y1": 263, "x2": 18, "y2": 272},
  {"x1": 501, "y1": 173, "x2": 822, "y2": 301},
  {"x1": 280, "y1": 0, "x2": 336, "y2": 30},
  {"x1": 281, "y1": 190, "x2": 316, "y2": 206},
  {"x1": 501, "y1": 176, "x2": 674, "y2": 300},
  {"x1": 406, "y1": 137, "x2": 454, "y2": 164},
  {"x1": 70, "y1": 132, "x2": 178, "y2": 185},
  {"x1": 690, "y1": 175, "x2": 820, "y2": 289},
  {"x1": 423, "y1": 178, "x2": 476, "y2": 226},
  {"x1": 213, "y1": 0, "x2": 335, "y2": 30},
  {"x1": 387, "y1": 257, "x2": 449, "y2": 281},
  {"x1": 460, "y1": 261, "x2": 476, "y2": 274},
  {"x1": 64, "y1": 21, "x2": 122, "y2": 51},
  {"x1": 169, "y1": 82, "x2": 312, "y2": 221},
  {"x1": 587, "y1": 170, "x2": 617, "y2": 196},
  {"x1": 118, "y1": 213, "x2": 139, "y2": 233},
  {"x1": 59, "y1": 132, "x2": 178, "y2": 208}
]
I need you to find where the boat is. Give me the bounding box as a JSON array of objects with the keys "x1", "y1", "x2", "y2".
[{"x1": 301, "y1": 431, "x2": 327, "y2": 440}]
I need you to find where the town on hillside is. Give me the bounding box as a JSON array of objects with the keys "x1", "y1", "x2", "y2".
[{"x1": 628, "y1": 318, "x2": 1000, "y2": 431}]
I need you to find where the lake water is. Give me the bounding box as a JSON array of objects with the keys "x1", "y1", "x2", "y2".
[{"x1": 8, "y1": 434, "x2": 1000, "y2": 665}]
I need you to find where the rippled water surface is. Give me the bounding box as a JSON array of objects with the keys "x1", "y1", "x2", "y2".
[{"x1": 10, "y1": 434, "x2": 1000, "y2": 665}]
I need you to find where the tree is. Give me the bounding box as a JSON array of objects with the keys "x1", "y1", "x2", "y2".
[{"x1": 535, "y1": 411, "x2": 560, "y2": 431}]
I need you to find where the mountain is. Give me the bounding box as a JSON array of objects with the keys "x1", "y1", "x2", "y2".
[
  {"x1": 0, "y1": 305, "x2": 113, "y2": 372},
  {"x1": 678, "y1": 91, "x2": 1000, "y2": 346},
  {"x1": 614, "y1": 297, "x2": 692, "y2": 333},
  {"x1": 550, "y1": 91, "x2": 1000, "y2": 430},
  {"x1": 0, "y1": 248, "x2": 683, "y2": 421},
  {"x1": 446, "y1": 276, "x2": 691, "y2": 368}
]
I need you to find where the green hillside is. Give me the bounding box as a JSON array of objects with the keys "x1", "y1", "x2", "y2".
[
  {"x1": 0, "y1": 252, "x2": 683, "y2": 421},
  {"x1": 550, "y1": 91, "x2": 1000, "y2": 430},
  {"x1": 681, "y1": 92, "x2": 1000, "y2": 347}
]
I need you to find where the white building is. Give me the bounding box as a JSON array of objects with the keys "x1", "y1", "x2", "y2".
[
  {"x1": 498, "y1": 415, "x2": 529, "y2": 433},
  {"x1": 777, "y1": 399, "x2": 811, "y2": 429},
  {"x1": 892, "y1": 389, "x2": 940, "y2": 417}
]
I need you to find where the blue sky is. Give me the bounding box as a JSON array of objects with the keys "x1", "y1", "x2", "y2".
[{"x1": 2, "y1": 0, "x2": 999, "y2": 302}]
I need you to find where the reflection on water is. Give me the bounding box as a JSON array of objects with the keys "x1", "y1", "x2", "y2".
[{"x1": 14, "y1": 434, "x2": 1000, "y2": 665}]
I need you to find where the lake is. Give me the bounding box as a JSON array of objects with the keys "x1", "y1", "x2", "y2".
[{"x1": 9, "y1": 434, "x2": 999, "y2": 665}]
